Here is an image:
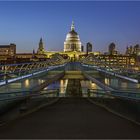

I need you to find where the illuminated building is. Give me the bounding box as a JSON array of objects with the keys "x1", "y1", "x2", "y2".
[
  {"x1": 0, "y1": 44, "x2": 16, "y2": 56},
  {"x1": 126, "y1": 44, "x2": 140, "y2": 56},
  {"x1": 15, "y1": 53, "x2": 47, "y2": 63},
  {"x1": 64, "y1": 21, "x2": 82, "y2": 52},
  {"x1": 36, "y1": 21, "x2": 99, "y2": 60},
  {"x1": 81, "y1": 45, "x2": 84, "y2": 52},
  {"x1": 0, "y1": 44, "x2": 16, "y2": 64},
  {"x1": 98, "y1": 55, "x2": 135, "y2": 67},
  {"x1": 86, "y1": 54, "x2": 138, "y2": 70}
]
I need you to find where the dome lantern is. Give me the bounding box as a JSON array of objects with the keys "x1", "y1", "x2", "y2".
[{"x1": 71, "y1": 21, "x2": 75, "y2": 31}]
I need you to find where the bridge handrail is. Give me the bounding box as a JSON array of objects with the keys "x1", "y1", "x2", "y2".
[
  {"x1": 81, "y1": 63, "x2": 139, "y2": 83},
  {"x1": 88, "y1": 88, "x2": 140, "y2": 100},
  {"x1": 89, "y1": 88, "x2": 140, "y2": 94},
  {"x1": 0, "y1": 89, "x2": 59, "y2": 102},
  {"x1": 0, "y1": 88, "x2": 59, "y2": 94},
  {"x1": 0, "y1": 63, "x2": 66, "y2": 86}
]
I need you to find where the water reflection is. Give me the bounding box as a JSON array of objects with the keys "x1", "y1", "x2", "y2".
[
  {"x1": 25, "y1": 79, "x2": 29, "y2": 88},
  {"x1": 90, "y1": 81, "x2": 97, "y2": 89},
  {"x1": 42, "y1": 79, "x2": 101, "y2": 97},
  {"x1": 81, "y1": 80, "x2": 102, "y2": 97},
  {"x1": 42, "y1": 79, "x2": 68, "y2": 97},
  {"x1": 60, "y1": 79, "x2": 68, "y2": 94},
  {"x1": 105, "y1": 78, "x2": 110, "y2": 85},
  {"x1": 38, "y1": 79, "x2": 45, "y2": 84},
  {"x1": 0, "y1": 77, "x2": 47, "y2": 93},
  {"x1": 103, "y1": 76, "x2": 140, "y2": 91}
]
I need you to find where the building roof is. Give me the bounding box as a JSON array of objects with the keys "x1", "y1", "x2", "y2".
[
  {"x1": 0, "y1": 45, "x2": 11, "y2": 48},
  {"x1": 0, "y1": 44, "x2": 16, "y2": 48},
  {"x1": 65, "y1": 24, "x2": 80, "y2": 42},
  {"x1": 68, "y1": 30, "x2": 78, "y2": 36}
]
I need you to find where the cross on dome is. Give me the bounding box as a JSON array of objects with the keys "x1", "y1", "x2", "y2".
[{"x1": 71, "y1": 21, "x2": 75, "y2": 31}]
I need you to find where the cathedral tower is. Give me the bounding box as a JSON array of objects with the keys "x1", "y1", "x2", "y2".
[{"x1": 37, "y1": 38, "x2": 45, "y2": 54}]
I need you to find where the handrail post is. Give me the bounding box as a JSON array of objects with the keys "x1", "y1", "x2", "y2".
[
  {"x1": 57, "y1": 89, "x2": 59, "y2": 97},
  {"x1": 87, "y1": 89, "x2": 90, "y2": 97}
]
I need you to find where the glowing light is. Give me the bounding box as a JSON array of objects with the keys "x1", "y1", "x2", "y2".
[
  {"x1": 136, "y1": 84, "x2": 140, "y2": 89},
  {"x1": 44, "y1": 87, "x2": 48, "y2": 90},
  {"x1": 25, "y1": 79, "x2": 29, "y2": 87},
  {"x1": 38, "y1": 79, "x2": 44, "y2": 84},
  {"x1": 105, "y1": 78, "x2": 110, "y2": 85},
  {"x1": 60, "y1": 79, "x2": 68, "y2": 94},
  {"x1": 121, "y1": 82, "x2": 127, "y2": 88},
  {"x1": 60, "y1": 79, "x2": 64, "y2": 86},
  {"x1": 0, "y1": 81, "x2": 6, "y2": 86},
  {"x1": 91, "y1": 83, "x2": 96, "y2": 89}
]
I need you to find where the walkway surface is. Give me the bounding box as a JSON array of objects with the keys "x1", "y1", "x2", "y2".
[{"x1": 0, "y1": 98, "x2": 140, "y2": 139}]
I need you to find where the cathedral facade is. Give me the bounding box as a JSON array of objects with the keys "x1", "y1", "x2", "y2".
[{"x1": 64, "y1": 21, "x2": 82, "y2": 52}]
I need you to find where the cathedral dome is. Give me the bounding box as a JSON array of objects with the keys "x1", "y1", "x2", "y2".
[
  {"x1": 64, "y1": 21, "x2": 82, "y2": 52},
  {"x1": 66, "y1": 30, "x2": 80, "y2": 41}
]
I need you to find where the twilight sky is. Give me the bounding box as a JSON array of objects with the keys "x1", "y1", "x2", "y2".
[{"x1": 0, "y1": 1, "x2": 140, "y2": 53}]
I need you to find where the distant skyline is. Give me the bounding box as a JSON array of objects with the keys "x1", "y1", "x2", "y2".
[{"x1": 0, "y1": 1, "x2": 140, "y2": 53}]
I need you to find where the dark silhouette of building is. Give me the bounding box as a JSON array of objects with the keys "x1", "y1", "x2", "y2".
[
  {"x1": 108, "y1": 42, "x2": 117, "y2": 55},
  {"x1": 81, "y1": 45, "x2": 84, "y2": 52},
  {"x1": 37, "y1": 38, "x2": 45, "y2": 54},
  {"x1": 86, "y1": 42, "x2": 92, "y2": 54}
]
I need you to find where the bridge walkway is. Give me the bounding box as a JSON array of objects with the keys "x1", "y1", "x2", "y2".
[{"x1": 0, "y1": 98, "x2": 140, "y2": 139}]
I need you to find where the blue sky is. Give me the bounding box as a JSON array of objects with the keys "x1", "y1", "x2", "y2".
[{"x1": 0, "y1": 1, "x2": 140, "y2": 53}]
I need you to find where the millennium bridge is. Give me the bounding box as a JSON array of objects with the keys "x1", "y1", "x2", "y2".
[{"x1": 0, "y1": 54, "x2": 140, "y2": 139}]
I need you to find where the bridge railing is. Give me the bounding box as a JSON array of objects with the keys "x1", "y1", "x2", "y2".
[
  {"x1": 0, "y1": 63, "x2": 66, "y2": 86},
  {"x1": 81, "y1": 63, "x2": 139, "y2": 83},
  {"x1": 88, "y1": 88, "x2": 140, "y2": 100},
  {"x1": 0, "y1": 54, "x2": 69, "y2": 86},
  {"x1": 81, "y1": 54, "x2": 140, "y2": 83},
  {"x1": 0, "y1": 89, "x2": 60, "y2": 115},
  {"x1": 0, "y1": 88, "x2": 61, "y2": 100},
  {"x1": 87, "y1": 88, "x2": 140, "y2": 124}
]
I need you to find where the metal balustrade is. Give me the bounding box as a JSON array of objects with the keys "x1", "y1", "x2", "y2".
[
  {"x1": 87, "y1": 88, "x2": 140, "y2": 100},
  {"x1": 0, "y1": 89, "x2": 59, "y2": 101},
  {"x1": 87, "y1": 88, "x2": 140, "y2": 123},
  {"x1": 81, "y1": 61, "x2": 139, "y2": 83},
  {"x1": 0, "y1": 89, "x2": 60, "y2": 115},
  {"x1": 0, "y1": 54, "x2": 69, "y2": 86}
]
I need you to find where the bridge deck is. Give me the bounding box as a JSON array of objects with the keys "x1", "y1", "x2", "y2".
[
  {"x1": 63, "y1": 71, "x2": 84, "y2": 79},
  {"x1": 0, "y1": 98, "x2": 140, "y2": 139}
]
